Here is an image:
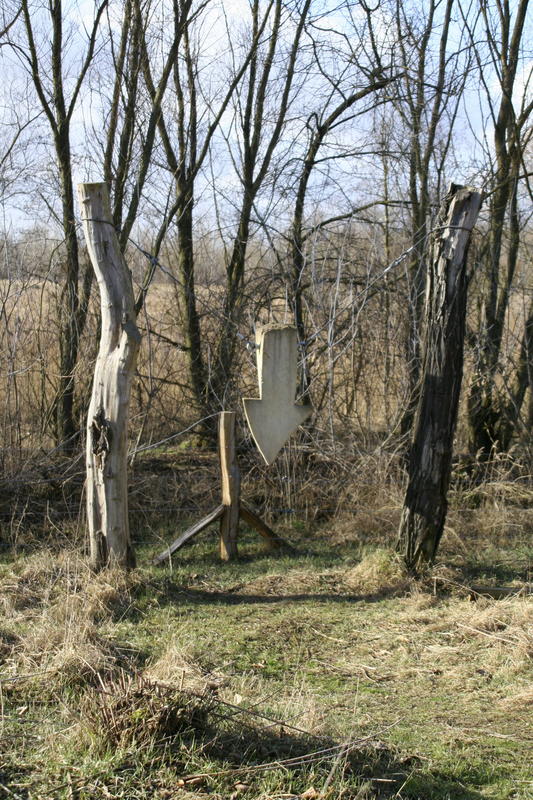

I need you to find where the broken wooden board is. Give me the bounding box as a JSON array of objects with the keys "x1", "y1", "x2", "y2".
[{"x1": 152, "y1": 505, "x2": 224, "y2": 564}]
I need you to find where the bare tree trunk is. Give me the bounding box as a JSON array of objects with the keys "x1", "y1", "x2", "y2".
[
  {"x1": 464, "y1": 0, "x2": 531, "y2": 459},
  {"x1": 56, "y1": 141, "x2": 82, "y2": 449},
  {"x1": 492, "y1": 301, "x2": 533, "y2": 450},
  {"x1": 78, "y1": 183, "x2": 141, "y2": 570},
  {"x1": 19, "y1": 0, "x2": 108, "y2": 450},
  {"x1": 397, "y1": 184, "x2": 482, "y2": 571}
]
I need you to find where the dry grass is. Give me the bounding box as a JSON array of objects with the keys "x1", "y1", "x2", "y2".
[
  {"x1": 145, "y1": 644, "x2": 220, "y2": 694},
  {"x1": 453, "y1": 597, "x2": 533, "y2": 673},
  {"x1": 81, "y1": 670, "x2": 215, "y2": 752},
  {"x1": 498, "y1": 687, "x2": 533, "y2": 711},
  {"x1": 344, "y1": 549, "x2": 409, "y2": 596},
  {"x1": 0, "y1": 533, "x2": 532, "y2": 797},
  {"x1": 0, "y1": 551, "x2": 144, "y2": 689}
]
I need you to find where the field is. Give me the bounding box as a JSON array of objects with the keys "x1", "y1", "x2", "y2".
[
  {"x1": 0, "y1": 269, "x2": 532, "y2": 799},
  {"x1": 2, "y1": 1, "x2": 532, "y2": 793},
  {"x1": 1, "y1": 462, "x2": 532, "y2": 800}
]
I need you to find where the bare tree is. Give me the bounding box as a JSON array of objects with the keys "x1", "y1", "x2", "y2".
[
  {"x1": 463, "y1": 0, "x2": 532, "y2": 457},
  {"x1": 389, "y1": 0, "x2": 472, "y2": 438},
  {"x1": 287, "y1": 7, "x2": 400, "y2": 397},
  {"x1": 7, "y1": 0, "x2": 108, "y2": 449}
]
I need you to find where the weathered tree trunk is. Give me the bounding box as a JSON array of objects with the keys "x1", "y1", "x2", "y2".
[
  {"x1": 397, "y1": 184, "x2": 482, "y2": 571},
  {"x1": 78, "y1": 183, "x2": 141, "y2": 569}
]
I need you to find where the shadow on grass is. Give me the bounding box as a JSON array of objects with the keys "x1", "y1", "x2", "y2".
[
  {"x1": 79, "y1": 690, "x2": 489, "y2": 800},
  {"x1": 192, "y1": 722, "x2": 416, "y2": 799},
  {"x1": 458, "y1": 561, "x2": 530, "y2": 584},
  {"x1": 130, "y1": 575, "x2": 404, "y2": 617},
  {"x1": 165, "y1": 584, "x2": 381, "y2": 605},
  {"x1": 401, "y1": 767, "x2": 500, "y2": 800},
  {"x1": 0, "y1": 765, "x2": 31, "y2": 799}
]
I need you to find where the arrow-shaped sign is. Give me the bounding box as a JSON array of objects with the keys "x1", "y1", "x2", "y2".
[{"x1": 243, "y1": 324, "x2": 312, "y2": 464}]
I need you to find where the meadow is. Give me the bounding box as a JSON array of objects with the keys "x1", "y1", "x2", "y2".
[
  {"x1": 0, "y1": 270, "x2": 532, "y2": 799},
  {"x1": 0, "y1": 445, "x2": 532, "y2": 799}
]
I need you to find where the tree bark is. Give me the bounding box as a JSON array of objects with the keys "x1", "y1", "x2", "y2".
[
  {"x1": 397, "y1": 184, "x2": 482, "y2": 571},
  {"x1": 78, "y1": 183, "x2": 141, "y2": 569}
]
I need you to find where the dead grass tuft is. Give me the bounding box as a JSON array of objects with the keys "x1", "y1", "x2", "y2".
[
  {"x1": 0, "y1": 549, "x2": 77, "y2": 614},
  {"x1": 80, "y1": 566, "x2": 144, "y2": 621},
  {"x1": 461, "y1": 480, "x2": 533, "y2": 508},
  {"x1": 20, "y1": 610, "x2": 116, "y2": 687},
  {"x1": 453, "y1": 597, "x2": 533, "y2": 673},
  {"x1": 344, "y1": 548, "x2": 409, "y2": 596},
  {"x1": 497, "y1": 687, "x2": 533, "y2": 711},
  {"x1": 82, "y1": 670, "x2": 214, "y2": 752},
  {"x1": 145, "y1": 644, "x2": 215, "y2": 693},
  {"x1": 0, "y1": 549, "x2": 143, "y2": 689},
  {"x1": 460, "y1": 597, "x2": 532, "y2": 634},
  {"x1": 0, "y1": 626, "x2": 20, "y2": 662}
]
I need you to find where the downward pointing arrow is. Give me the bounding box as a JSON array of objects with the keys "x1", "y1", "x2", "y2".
[{"x1": 243, "y1": 324, "x2": 312, "y2": 465}]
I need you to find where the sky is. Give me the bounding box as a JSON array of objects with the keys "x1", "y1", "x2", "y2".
[{"x1": 0, "y1": 0, "x2": 531, "y2": 238}]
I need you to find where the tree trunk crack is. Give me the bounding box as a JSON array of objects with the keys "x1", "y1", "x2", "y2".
[{"x1": 91, "y1": 407, "x2": 113, "y2": 470}]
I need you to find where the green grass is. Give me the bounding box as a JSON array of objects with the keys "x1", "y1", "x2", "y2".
[{"x1": 0, "y1": 521, "x2": 532, "y2": 799}]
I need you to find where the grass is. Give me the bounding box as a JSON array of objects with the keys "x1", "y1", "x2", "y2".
[{"x1": 0, "y1": 511, "x2": 532, "y2": 800}]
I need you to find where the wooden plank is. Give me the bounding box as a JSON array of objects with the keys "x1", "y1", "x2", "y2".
[
  {"x1": 219, "y1": 412, "x2": 240, "y2": 561},
  {"x1": 240, "y1": 503, "x2": 295, "y2": 552},
  {"x1": 243, "y1": 325, "x2": 312, "y2": 464},
  {"x1": 152, "y1": 504, "x2": 224, "y2": 564}
]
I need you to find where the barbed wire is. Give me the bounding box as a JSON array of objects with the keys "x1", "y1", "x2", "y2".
[
  {"x1": 128, "y1": 413, "x2": 220, "y2": 456},
  {"x1": 126, "y1": 236, "x2": 261, "y2": 353},
  {"x1": 0, "y1": 501, "x2": 528, "y2": 521},
  {"x1": 125, "y1": 233, "x2": 423, "y2": 353}
]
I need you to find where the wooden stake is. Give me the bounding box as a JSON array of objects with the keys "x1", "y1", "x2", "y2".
[
  {"x1": 240, "y1": 503, "x2": 294, "y2": 552},
  {"x1": 152, "y1": 505, "x2": 224, "y2": 565},
  {"x1": 219, "y1": 411, "x2": 240, "y2": 561},
  {"x1": 153, "y1": 412, "x2": 292, "y2": 564}
]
